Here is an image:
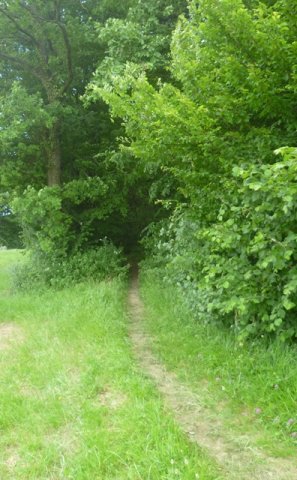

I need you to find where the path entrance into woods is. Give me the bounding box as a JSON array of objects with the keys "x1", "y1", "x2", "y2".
[{"x1": 128, "y1": 270, "x2": 297, "y2": 480}]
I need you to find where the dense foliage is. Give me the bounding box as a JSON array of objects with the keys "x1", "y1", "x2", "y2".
[
  {"x1": 0, "y1": 0, "x2": 185, "y2": 272},
  {"x1": 142, "y1": 147, "x2": 297, "y2": 340},
  {"x1": 90, "y1": 0, "x2": 297, "y2": 340},
  {"x1": 14, "y1": 243, "x2": 127, "y2": 290}
]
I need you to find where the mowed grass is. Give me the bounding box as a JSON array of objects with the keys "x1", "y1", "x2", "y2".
[
  {"x1": 0, "y1": 251, "x2": 223, "y2": 480},
  {"x1": 141, "y1": 273, "x2": 297, "y2": 458}
]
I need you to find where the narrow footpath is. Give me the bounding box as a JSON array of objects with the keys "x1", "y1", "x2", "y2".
[{"x1": 128, "y1": 271, "x2": 297, "y2": 480}]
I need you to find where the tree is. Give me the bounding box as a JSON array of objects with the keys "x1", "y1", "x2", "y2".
[
  {"x1": 90, "y1": 0, "x2": 297, "y2": 339},
  {"x1": 0, "y1": 0, "x2": 187, "y2": 256},
  {"x1": 83, "y1": 0, "x2": 188, "y2": 252},
  {"x1": 92, "y1": 0, "x2": 297, "y2": 214},
  {"x1": 0, "y1": 0, "x2": 114, "y2": 187}
]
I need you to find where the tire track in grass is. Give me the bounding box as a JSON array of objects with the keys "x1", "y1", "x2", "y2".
[{"x1": 128, "y1": 271, "x2": 297, "y2": 480}]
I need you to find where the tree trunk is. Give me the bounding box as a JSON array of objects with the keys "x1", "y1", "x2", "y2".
[{"x1": 47, "y1": 122, "x2": 61, "y2": 187}]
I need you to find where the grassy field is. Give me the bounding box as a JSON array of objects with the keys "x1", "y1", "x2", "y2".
[
  {"x1": 141, "y1": 273, "x2": 297, "y2": 459},
  {"x1": 0, "y1": 250, "x2": 223, "y2": 480}
]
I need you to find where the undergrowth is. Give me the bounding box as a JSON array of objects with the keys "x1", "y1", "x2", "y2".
[{"x1": 13, "y1": 243, "x2": 128, "y2": 291}]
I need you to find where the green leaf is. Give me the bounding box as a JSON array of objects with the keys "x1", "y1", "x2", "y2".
[{"x1": 283, "y1": 299, "x2": 296, "y2": 311}]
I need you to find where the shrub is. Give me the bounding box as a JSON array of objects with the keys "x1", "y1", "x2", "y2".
[
  {"x1": 14, "y1": 242, "x2": 128, "y2": 291},
  {"x1": 142, "y1": 147, "x2": 297, "y2": 341}
]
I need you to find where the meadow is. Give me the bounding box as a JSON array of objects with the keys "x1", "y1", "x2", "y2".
[{"x1": 0, "y1": 250, "x2": 222, "y2": 480}]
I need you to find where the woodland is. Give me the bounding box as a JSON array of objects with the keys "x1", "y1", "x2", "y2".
[{"x1": 1, "y1": 0, "x2": 297, "y2": 341}]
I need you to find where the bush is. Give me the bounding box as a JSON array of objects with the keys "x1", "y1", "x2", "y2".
[
  {"x1": 142, "y1": 147, "x2": 297, "y2": 341},
  {"x1": 12, "y1": 179, "x2": 113, "y2": 258},
  {"x1": 14, "y1": 242, "x2": 128, "y2": 291},
  {"x1": 11, "y1": 180, "x2": 129, "y2": 290}
]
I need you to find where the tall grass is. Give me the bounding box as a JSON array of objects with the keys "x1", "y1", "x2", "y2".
[{"x1": 141, "y1": 272, "x2": 297, "y2": 457}]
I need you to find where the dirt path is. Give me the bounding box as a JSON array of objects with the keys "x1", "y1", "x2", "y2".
[{"x1": 128, "y1": 272, "x2": 297, "y2": 480}]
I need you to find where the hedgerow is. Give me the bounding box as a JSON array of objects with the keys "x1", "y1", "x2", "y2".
[{"x1": 142, "y1": 148, "x2": 297, "y2": 341}]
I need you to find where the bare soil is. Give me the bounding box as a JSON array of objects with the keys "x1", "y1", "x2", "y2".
[
  {"x1": 98, "y1": 387, "x2": 127, "y2": 410},
  {"x1": 5, "y1": 451, "x2": 21, "y2": 472},
  {"x1": 128, "y1": 272, "x2": 297, "y2": 480},
  {"x1": 0, "y1": 323, "x2": 24, "y2": 350}
]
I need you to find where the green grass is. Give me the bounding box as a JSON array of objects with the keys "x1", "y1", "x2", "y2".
[
  {"x1": 141, "y1": 272, "x2": 297, "y2": 458},
  {"x1": 0, "y1": 250, "x2": 223, "y2": 480}
]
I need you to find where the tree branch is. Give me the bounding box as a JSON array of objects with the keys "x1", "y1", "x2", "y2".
[
  {"x1": 19, "y1": 0, "x2": 73, "y2": 95},
  {"x1": 57, "y1": 22, "x2": 73, "y2": 94},
  {"x1": 0, "y1": 51, "x2": 45, "y2": 81},
  {"x1": 19, "y1": 1, "x2": 49, "y2": 22},
  {"x1": 1, "y1": 3, "x2": 54, "y2": 77},
  {"x1": 54, "y1": 0, "x2": 61, "y2": 20},
  {"x1": 0, "y1": 6, "x2": 40, "y2": 49},
  {"x1": 1, "y1": 2, "x2": 73, "y2": 97},
  {"x1": 19, "y1": 2, "x2": 57, "y2": 23},
  {"x1": 53, "y1": 0, "x2": 73, "y2": 95}
]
